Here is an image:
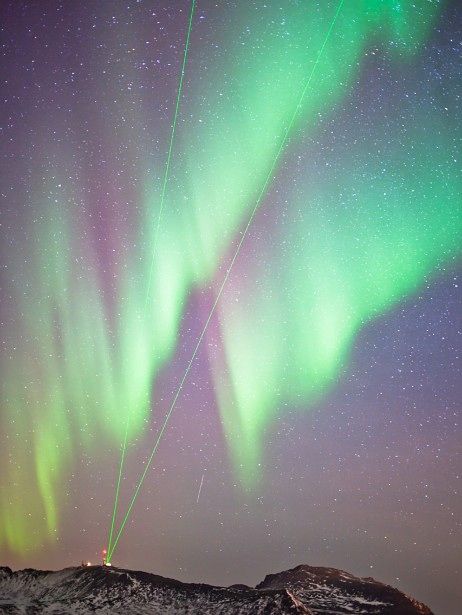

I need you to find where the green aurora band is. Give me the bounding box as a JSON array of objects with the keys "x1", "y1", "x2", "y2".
[{"x1": 1, "y1": 0, "x2": 460, "y2": 555}]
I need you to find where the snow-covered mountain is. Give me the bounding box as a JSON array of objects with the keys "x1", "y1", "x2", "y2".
[
  {"x1": 0, "y1": 563, "x2": 433, "y2": 614},
  {"x1": 257, "y1": 565, "x2": 434, "y2": 614}
]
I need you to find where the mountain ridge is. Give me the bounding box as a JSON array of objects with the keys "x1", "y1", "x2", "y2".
[{"x1": 0, "y1": 563, "x2": 434, "y2": 614}]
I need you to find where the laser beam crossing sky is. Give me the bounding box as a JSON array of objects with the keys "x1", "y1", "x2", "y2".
[{"x1": 0, "y1": 2, "x2": 461, "y2": 614}]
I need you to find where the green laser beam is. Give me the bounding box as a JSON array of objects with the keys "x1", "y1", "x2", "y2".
[
  {"x1": 106, "y1": 415, "x2": 130, "y2": 557},
  {"x1": 107, "y1": 0, "x2": 346, "y2": 561},
  {"x1": 106, "y1": 0, "x2": 196, "y2": 554},
  {"x1": 144, "y1": 0, "x2": 197, "y2": 309}
]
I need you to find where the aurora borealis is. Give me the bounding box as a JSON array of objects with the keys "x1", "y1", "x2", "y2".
[{"x1": 0, "y1": 1, "x2": 461, "y2": 613}]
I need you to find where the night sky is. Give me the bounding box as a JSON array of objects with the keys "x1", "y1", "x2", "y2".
[{"x1": 1, "y1": 1, "x2": 461, "y2": 614}]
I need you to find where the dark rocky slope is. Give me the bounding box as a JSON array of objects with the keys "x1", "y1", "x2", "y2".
[{"x1": 0, "y1": 563, "x2": 433, "y2": 614}]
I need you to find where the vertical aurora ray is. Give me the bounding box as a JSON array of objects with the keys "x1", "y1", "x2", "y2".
[
  {"x1": 213, "y1": 97, "x2": 461, "y2": 484},
  {"x1": 0, "y1": 0, "x2": 459, "y2": 556}
]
